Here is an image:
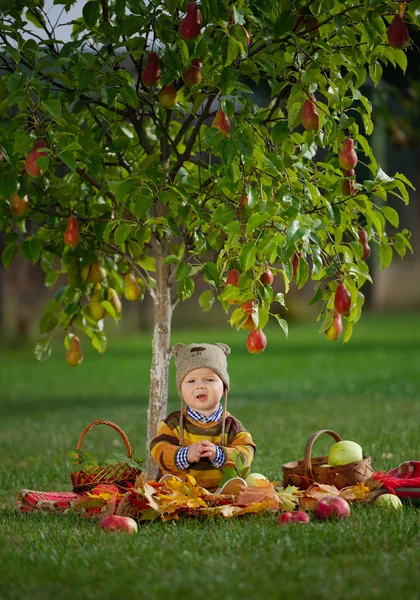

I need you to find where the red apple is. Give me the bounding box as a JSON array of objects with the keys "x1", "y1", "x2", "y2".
[
  {"x1": 313, "y1": 496, "x2": 351, "y2": 520},
  {"x1": 91, "y1": 484, "x2": 121, "y2": 496},
  {"x1": 277, "y1": 511, "x2": 310, "y2": 525},
  {"x1": 246, "y1": 330, "x2": 267, "y2": 354},
  {"x1": 100, "y1": 515, "x2": 138, "y2": 534}
]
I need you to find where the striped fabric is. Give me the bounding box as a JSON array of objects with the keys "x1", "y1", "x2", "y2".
[{"x1": 150, "y1": 408, "x2": 256, "y2": 491}]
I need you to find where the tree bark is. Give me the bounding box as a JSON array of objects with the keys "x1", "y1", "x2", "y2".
[{"x1": 146, "y1": 245, "x2": 173, "y2": 479}]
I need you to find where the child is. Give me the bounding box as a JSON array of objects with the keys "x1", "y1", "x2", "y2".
[{"x1": 150, "y1": 343, "x2": 256, "y2": 491}]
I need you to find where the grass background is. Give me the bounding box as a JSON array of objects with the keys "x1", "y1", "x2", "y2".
[{"x1": 1, "y1": 313, "x2": 419, "y2": 600}]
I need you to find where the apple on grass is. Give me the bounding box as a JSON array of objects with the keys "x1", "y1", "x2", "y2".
[
  {"x1": 245, "y1": 473, "x2": 269, "y2": 487},
  {"x1": 313, "y1": 496, "x2": 351, "y2": 520},
  {"x1": 328, "y1": 440, "x2": 363, "y2": 466},
  {"x1": 100, "y1": 515, "x2": 138, "y2": 533},
  {"x1": 374, "y1": 494, "x2": 403, "y2": 510},
  {"x1": 277, "y1": 511, "x2": 310, "y2": 525}
]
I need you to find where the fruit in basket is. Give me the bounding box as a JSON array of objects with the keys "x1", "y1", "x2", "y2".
[
  {"x1": 328, "y1": 440, "x2": 363, "y2": 466},
  {"x1": 91, "y1": 484, "x2": 121, "y2": 496},
  {"x1": 277, "y1": 511, "x2": 310, "y2": 525},
  {"x1": 313, "y1": 496, "x2": 351, "y2": 520},
  {"x1": 374, "y1": 493, "x2": 403, "y2": 509},
  {"x1": 100, "y1": 515, "x2": 138, "y2": 533}
]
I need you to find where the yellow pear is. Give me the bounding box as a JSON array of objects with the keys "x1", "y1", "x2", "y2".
[
  {"x1": 88, "y1": 291, "x2": 106, "y2": 322},
  {"x1": 81, "y1": 260, "x2": 106, "y2": 284},
  {"x1": 107, "y1": 288, "x2": 122, "y2": 314},
  {"x1": 66, "y1": 336, "x2": 83, "y2": 366},
  {"x1": 123, "y1": 273, "x2": 141, "y2": 301}
]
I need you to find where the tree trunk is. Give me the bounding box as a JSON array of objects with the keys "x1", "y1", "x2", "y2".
[{"x1": 146, "y1": 247, "x2": 173, "y2": 479}]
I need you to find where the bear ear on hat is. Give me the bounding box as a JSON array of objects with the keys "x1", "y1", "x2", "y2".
[
  {"x1": 171, "y1": 343, "x2": 187, "y2": 357},
  {"x1": 215, "y1": 343, "x2": 231, "y2": 356}
]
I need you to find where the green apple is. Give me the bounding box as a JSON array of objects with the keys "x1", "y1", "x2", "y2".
[
  {"x1": 328, "y1": 440, "x2": 363, "y2": 466},
  {"x1": 374, "y1": 494, "x2": 403, "y2": 509},
  {"x1": 245, "y1": 473, "x2": 268, "y2": 486}
]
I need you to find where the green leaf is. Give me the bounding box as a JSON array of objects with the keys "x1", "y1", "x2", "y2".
[
  {"x1": 246, "y1": 213, "x2": 269, "y2": 236},
  {"x1": 221, "y1": 140, "x2": 237, "y2": 167},
  {"x1": 239, "y1": 244, "x2": 257, "y2": 272},
  {"x1": 34, "y1": 337, "x2": 52, "y2": 362},
  {"x1": 273, "y1": 314, "x2": 289, "y2": 338},
  {"x1": 379, "y1": 241, "x2": 392, "y2": 270},
  {"x1": 381, "y1": 206, "x2": 399, "y2": 228},
  {"x1": 42, "y1": 99, "x2": 62, "y2": 120},
  {"x1": 91, "y1": 331, "x2": 107, "y2": 354},
  {"x1": 199, "y1": 290, "x2": 214, "y2": 312},
  {"x1": 204, "y1": 262, "x2": 220, "y2": 288},
  {"x1": 114, "y1": 223, "x2": 132, "y2": 245},
  {"x1": 121, "y1": 85, "x2": 139, "y2": 109},
  {"x1": 220, "y1": 67, "x2": 239, "y2": 95},
  {"x1": 296, "y1": 257, "x2": 309, "y2": 289},
  {"x1": 83, "y1": 1, "x2": 100, "y2": 28},
  {"x1": 176, "y1": 261, "x2": 189, "y2": 282},
  {"x1": 26, "y1": 8, "x2": 44, "y2": 29},
  {"x1": 178, "y1": 277, "x2": 194, "y2": 301},
  {"x1": 59, "y1": 151, "x2": 76, "y2": 172},
  {"x1": 2, "y1": 244, "x2": 19, "y2": 269},
  {"x1": 39, "y1": 313, "x2": 58, "y2": 334},
  {"x1": 225, "y1": 37, "x2": 240, "y2": 66},
  {"x1": 21, "y1": 239, "x2": 42, "y2": 263}
]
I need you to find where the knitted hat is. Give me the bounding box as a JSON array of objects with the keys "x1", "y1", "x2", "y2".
[{"x1": 172, "y1": 343, "x2": 231, "y2": 394}]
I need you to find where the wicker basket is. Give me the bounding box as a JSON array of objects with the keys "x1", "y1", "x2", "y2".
[
  {"x1": 70, "y1": 420, "x2": 141, "y2": 493},
  {"x1": 282, "y1": 429, "x2": 374, "y2": 490}
]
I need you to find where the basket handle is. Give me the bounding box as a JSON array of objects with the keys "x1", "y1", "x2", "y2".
[
  {"x1": 304, "y1": 429, "x2": 342, "y2": 481},
  {"x1": 76, "y1": 420, "x2": 133, "y2": 461}
]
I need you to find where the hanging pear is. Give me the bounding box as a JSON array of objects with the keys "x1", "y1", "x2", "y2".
[
  {"x1": 342, "y1": 169, "x2": 355, "y2": 196},
  {"x1": 183, "y1": 58, "x2": 203, "y2": 87},
  {"x1": 180, "y1": 2, "x2": 201, "y2": 40},
  {"x1": 212, "y1": 109, "x2": 231, "y2": 134},
  {"x1": 66, "y1": 336, "x2": 83, "y2": 366},
  {"x1": 302, "y1": 97, "x2": 319, "y2": 131},
  {"x1": 158, "y1": 84, "x2": 178, "y2": 109},
  {"x1": 141, "y1": 52, "x2": 161, "y2": 86},
  {"x1": 25, "y1": 139, "x2": 48, "y2": 178},
  {"x1": 88, "y1": 290, "x2": 106, "y2": 322},
  {"x1": 339, "y1": 138, "x2": 358, "y2": 170},
  {"x1": 10, "y1": 190, "x2": 29, "y2": 217},
  {"x1": 387, "y1": 14, "x2": 409, "y2": 49},
  {"x1": 334, "y1": 284, "x2": 351, "y2": 316},
  {"x1": 64, "y1": 216, "x2": 80, "y2": 248},
  {"x1": 325, "y1": 309, "x2": 343, "y2": 341},
  {"x1": 123, "y1": 273, "x2": 141, "y2": 301}
]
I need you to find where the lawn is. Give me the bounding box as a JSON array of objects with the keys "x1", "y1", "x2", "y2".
[{"x1": 1, "y1": 313, "x2": 419, "y2": 600}]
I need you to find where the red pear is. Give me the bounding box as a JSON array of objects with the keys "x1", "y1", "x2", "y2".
[
  {"x1": 64, "y1": 216, "x2": 80, "y2": 248},
  {"x1": 342, "y1": 168, "x2": 355, "y2": 196},
  {"x1": 212, "y1": 109, "x2": 231, "y2": 134},
  {"x1": 158, "y1": 84, "x2": 178, "y2": 109},
  {"x1": 302, "y1": 97, "x2": 319, "y2": 131},
  {"x1": 358, "y1": 229, "x2": 371, "y2": 261},
  {"x1": 226, "y1": 269, "x2": 240, "y2": 287},
  {"x1": 292, "y1": 252, "x2": 301, "y2": 279},
  {"x1": 260, "y1": 261, "x2": 274, "y2": 285},
  {"x1": 141, "y1": 52, "x2": 161, "y2": 86},
  {"x1": 239, "y1": 194, "x2": 248, "y2": 207},
  {"x1": 334, "y1": 283, "x2": 351, "y2": 316},
  {"x1": 241, "y1": 301, "x2": 256, "y2": 331},
  {"x1": 25, "y1": 139, "x2": 48, "y2": 178},
  {"x1": 339, "y1": 138, "x2": 357, "y2": 170},
  {"x1": 324, "y1": 309, "x2": 343, "y2": 342},
  {"x1": 387, "y1": 14, "x2": 409, "y2": 49},
  {"x1": 10, "y1": 190, "x2": 29, "y2": 217},
  {"x1": 183, "y1": 58, "x2": 203, "y2": 88},
  {"x1": 66, "y1": 335, "x2": 83, "y2": 366},
  {"x1": 180, "y1": 2, "x2": 201, "y2": 41},
  {"x1": 246, "y1": 330, "x2": 267, "y2": 354}
]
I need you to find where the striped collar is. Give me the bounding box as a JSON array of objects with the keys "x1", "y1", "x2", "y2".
[{"x1": 186, "y1": 404, "x2": 223, "y2": 423}]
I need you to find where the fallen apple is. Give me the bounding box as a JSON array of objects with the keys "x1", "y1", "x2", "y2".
[
  {"x1": 313, "y1": 496, "x2": 351, "y2": 520},
  {"x1": 277, "y1": 511, "x2": 310, "y2": 525},
  {"x1": 328, "y1": 440, "x2": 363, "y2": 466},
  {"x1": 245, "y1": 473, "x2": 269, "y2": 487},
  {"x1": 374, "y1": 493, "x2": 403, "y2": 510},
  {"x1": 100, "y1": 515, "x2": 138, "y2": 533}
]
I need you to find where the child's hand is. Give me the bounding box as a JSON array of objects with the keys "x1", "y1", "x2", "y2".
[
  {"x1": 187, "y1": 443, "x2": 205, "y2": 463},
  {"x1": 199, "y1": 440, "x2": 217, "y2": 461}
]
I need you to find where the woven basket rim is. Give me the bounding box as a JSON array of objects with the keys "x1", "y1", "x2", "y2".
[{"x1": 282, "y1": 454, "x2": 372, "y2": 472}]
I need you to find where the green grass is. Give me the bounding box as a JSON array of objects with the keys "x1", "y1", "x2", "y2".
[{"x1": 1, "y1": 313, "x2": 419, "y2": 600}]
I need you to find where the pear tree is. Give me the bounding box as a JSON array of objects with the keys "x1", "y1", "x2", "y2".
[{"x1": 0, "y1": 0, "x2": 417, "y2": 476}]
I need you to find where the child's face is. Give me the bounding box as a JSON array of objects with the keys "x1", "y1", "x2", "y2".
[{"x1": 181, "y1": 368, "x2": 224, "y2": 416}]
